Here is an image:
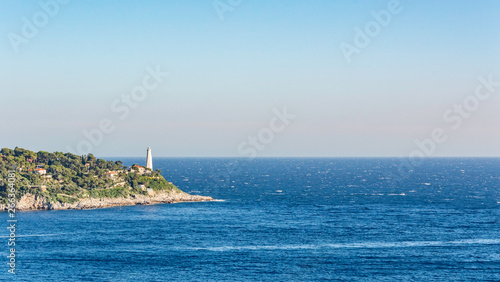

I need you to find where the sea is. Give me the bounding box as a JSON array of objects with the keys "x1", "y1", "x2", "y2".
[{"x1": 1, "y1": 158, "x2": 499, "y2": 281}]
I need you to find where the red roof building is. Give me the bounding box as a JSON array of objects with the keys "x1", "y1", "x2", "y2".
[{"x1": 34, "y1": 168, "x2": 47, "y2": 175}]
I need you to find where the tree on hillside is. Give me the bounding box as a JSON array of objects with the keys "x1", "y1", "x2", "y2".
[{"x1": 1, "y1": 148, "x2": 14, "y2": 156}]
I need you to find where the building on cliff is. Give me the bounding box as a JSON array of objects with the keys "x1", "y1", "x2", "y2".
[
  {"x1": 146, "y1": 147, "x2": 153, "y2": 170},
  {"x1": 34, "y1": 168, "x2": 47, "y2": 175}
]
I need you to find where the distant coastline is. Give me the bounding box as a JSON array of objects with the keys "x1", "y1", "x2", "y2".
[{"x1": 0, "y1": 147, "x2": 214, "y2": 211}]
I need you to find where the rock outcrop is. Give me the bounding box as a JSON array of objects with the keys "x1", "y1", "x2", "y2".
[{"x1": 0, "y1": 191, "x2": 213, "y2": 211}]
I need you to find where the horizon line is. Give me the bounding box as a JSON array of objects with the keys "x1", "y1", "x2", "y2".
[{"x1": 101, "y1": 156, "x2": 500, "y2": 159}]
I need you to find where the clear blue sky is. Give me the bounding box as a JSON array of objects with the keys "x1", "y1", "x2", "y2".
[{"x1": 1, "y1": 0, "x2": 499, "y2": 157}]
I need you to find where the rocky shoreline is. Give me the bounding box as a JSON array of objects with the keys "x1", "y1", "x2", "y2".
[{"x1": 0, "y1": 191, "x2": 214, "y2": 211}]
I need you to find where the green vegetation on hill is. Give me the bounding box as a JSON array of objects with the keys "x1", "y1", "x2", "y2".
[{"x1": 0, "y1": 147, "x2": 181, "y2": 205}]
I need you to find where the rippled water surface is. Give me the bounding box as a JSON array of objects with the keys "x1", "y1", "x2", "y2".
[{"x1": 1, "y1": 158, "x2": 499, "y2": 281}]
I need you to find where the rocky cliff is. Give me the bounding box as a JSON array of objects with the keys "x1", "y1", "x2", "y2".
[{"x1": 0, "y1": 190, "x2": 213, "y2": 211}]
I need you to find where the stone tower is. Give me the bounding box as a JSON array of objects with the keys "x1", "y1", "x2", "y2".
[{"x1": 146, "y1": 147, "x2": 153, "y2": 170}]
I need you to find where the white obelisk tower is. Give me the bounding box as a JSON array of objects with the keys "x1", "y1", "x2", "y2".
[{"x1": 146, "y1": 147, "x2": 153, "y2": 170}]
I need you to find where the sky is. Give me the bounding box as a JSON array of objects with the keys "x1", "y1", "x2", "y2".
[{"x1": 1, "y1": 0, "x2": 499, "y2": 157}]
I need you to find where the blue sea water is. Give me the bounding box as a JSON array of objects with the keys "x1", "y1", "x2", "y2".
[{"x1": 1, "y1": 158, "x2": 499, "y2": 281}]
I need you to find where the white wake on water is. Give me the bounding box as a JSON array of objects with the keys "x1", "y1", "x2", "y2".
[{"x1": 183, "y1": 238, "x2": 500, "y2": 252}]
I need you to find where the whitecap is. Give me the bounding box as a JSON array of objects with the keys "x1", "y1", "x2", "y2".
[{"x1": 181, "y1": 238, "x2": 500, "y2": 252}]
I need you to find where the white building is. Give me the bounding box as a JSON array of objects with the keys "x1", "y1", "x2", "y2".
[
  {"x1": 146, "y1": 147, "x2": 153, "y2": 170},
  {"x1": 34, "y1": 168, "x2": 47, "y2": 175},
  {"x1": 106, "y1": 171, "x2": 119, "y2": 179}
]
